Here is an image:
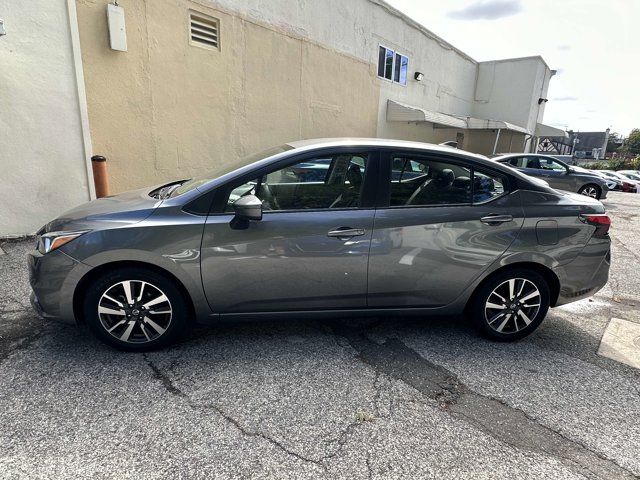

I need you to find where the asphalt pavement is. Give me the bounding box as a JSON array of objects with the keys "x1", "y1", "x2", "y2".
[{"x1": 1, "y1": 192, "x2": 639, "y2": 479}]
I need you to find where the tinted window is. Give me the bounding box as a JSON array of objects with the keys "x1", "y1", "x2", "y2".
[
  {"x1": 473, "y1": 169, "x2": 508, "y2": 203},
  {"x1": 538, "y1": 157, "x2": 567, "y2": 171},
  {"x1": 226, "y1": 154, "x2": 368, "y2": 212},
  {"x1": 389, "y1": 157, "x2": 472, "y2": 206}
]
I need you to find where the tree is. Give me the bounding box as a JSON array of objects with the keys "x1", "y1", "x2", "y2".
[
  {"x1": 606, "y1": 132, "x2": 622, "y2": 152},
  {"x1": 622, "y1": 129, "x2": 640, "y2": 155}
]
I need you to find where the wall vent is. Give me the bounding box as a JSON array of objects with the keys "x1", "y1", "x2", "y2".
[{"x1": 189, "y1": 11, "x2": 219, "y2": 50}]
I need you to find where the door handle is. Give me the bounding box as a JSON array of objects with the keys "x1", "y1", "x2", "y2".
[
  {"x1": 327, "y1": 227, "x2": 366, "y2": 239},
  {"x1": 480, "y1": 214, "x2": 513, "y2": 226}
]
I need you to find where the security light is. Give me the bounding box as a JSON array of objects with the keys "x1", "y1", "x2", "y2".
[{"x1": 414, "y1": 72, "x2": 424, "y2": 82}]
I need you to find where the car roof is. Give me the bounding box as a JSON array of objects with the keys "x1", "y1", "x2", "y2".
[
  {"x1": 492, "y1": 153, "x2": 556, "y2": 160},
  {"x1": 286, "y1": 137, "x2": 486, "y2": 160}
]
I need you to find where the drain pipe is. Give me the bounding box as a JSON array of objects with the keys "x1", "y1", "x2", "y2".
[
  {"x1": 91, "y1": 155, "x2": 111, "y2": 198},
  {"x1": 492, "y1": 128, "x2": 502, "y2": 155}
]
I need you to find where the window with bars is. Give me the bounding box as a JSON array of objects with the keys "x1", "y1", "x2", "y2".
[
  {"x1": 189, "y1": 11, "x2": 220, "y2": 50},
  {"x1": 377, "y1": 46, "x2": 409, "y2": 85}
]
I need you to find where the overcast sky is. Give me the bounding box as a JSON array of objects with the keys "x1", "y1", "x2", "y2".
[{"x1": 385, "y1": 0, "x2": 639, "y2": 136}]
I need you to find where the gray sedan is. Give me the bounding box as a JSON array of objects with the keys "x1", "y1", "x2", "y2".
[
  {"x1": 29, "y1": 139, "x2": 611, "y2": 350},
  {"x1": 493, "y1": 154, "x2": 609, "y2": 199}
]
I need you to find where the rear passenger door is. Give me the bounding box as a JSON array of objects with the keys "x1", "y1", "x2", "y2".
[{"x1": 368, "y1": 151, "x2": 525, "y2": 308}]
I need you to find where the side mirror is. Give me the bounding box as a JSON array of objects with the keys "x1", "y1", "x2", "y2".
[{"x1": 233, "y1": 194, "x2": 263, "y2": 221}]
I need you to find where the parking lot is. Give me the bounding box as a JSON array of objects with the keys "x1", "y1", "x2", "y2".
[{"x1": 1, "y1": 192, "x2": 639, "y2": 480}]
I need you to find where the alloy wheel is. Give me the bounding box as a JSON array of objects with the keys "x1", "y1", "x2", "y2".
[
  {"x1": 581, "y1": 186, "x2": 598, "y2": 198},
  {"x1": 484, "y1": 278, "x2": 541, "y2": 334},
  {"x1": 98, "y1": 280, "x2": 172, "y2": 344}
]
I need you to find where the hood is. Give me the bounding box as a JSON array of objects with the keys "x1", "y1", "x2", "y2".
[{"x1": 41, "y1": 186, "x2": 163, "y2": 233}]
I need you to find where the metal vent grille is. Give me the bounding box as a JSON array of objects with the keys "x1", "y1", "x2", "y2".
[{"x1": 189, "y1": 11, "x2": 219, "y2": 50}]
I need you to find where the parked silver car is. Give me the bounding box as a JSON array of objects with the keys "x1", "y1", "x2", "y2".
[
  {"x1": 598, "y1": 170, "x2": 639, "y2": 193},
  {"x1": 29, "y1": 139, "x2": 611, "y2": 350},
  {"x1": 493, "y1": 154, "x2": 609, "y2": 199}
]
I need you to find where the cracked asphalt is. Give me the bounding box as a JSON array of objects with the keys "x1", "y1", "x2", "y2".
[{"x1": 1, "y1": 192, "x2": 639, "y2": 479}]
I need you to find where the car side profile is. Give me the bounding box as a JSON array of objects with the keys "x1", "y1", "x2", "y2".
[
  {"x1": 29, "y1": 139, "x2": 611, "y2": 351},
  {"x1": 493, "y1": 153, "x2": 609, "y2": 199}
]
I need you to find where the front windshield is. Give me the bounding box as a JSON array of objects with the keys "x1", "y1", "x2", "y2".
[{"x1": 169, "y1": 144, "x2": 292, "y2": 197}]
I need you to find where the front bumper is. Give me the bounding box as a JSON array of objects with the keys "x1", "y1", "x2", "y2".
[
  {"x1": 28, "y1": 247, "x2": 90, "y2": 324},
  {"x1": 552, "y1": 238, "x2": 611, "y2": 306}
]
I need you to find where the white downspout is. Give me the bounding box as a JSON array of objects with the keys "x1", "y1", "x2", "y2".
[
  {"x1": 492, "y1": 129, "x2": 502, "y2": 155},
  {"x1": 66, "y1": 0, "x2": 96, "y2": 200}
]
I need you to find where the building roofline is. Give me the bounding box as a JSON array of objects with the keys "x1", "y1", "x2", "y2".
[
  {"x1": 370, "y1": 1, "x2": 553, "y2": 71},
  {"x1": 478, "y1": 55, "x2": 552, "y2": 71},
  {"x1": 369, "y1": 0, "x2": 477, "y2": 64}
]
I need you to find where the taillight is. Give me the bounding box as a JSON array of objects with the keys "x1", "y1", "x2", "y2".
[
  {"x1": 579, "y1": 214, "x2": 611, "y2": 238},
  {"x1": 622, "y1": 182, "x2": 633, "y2": 192}
]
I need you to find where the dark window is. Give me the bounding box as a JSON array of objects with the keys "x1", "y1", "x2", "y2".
[
  {"x1": 393, "y1": 53, "x2": 409, "y2": 85},
  {"x1": 377, "y1": 46, "x2": 386, "y2": 78},
  {"x1": 538, "y1": 157, "x2": 567, "y2": 171},
  {"x1": 384, "y1": 49, "x2": 394, "y2": 80},
  {"x1": 388, "y1": 157, "x2": 472, "y2": 206},
  {"x1": 472, "y1": 169, "x2": 507, "y2": 203},
  {"x1": 226, "y1": 154, "x2": 369, "y2": 212},
  {"x1": 377, "y1": 46, "x2": 408, "y2": 84}
]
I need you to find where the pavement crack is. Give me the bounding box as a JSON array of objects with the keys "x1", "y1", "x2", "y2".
[
  {"x1": 143, "y1": 353, "x2": 187, "y2": 397},
  {"x1": 329, "y1": 323, "x2": 639, "y2": 480},
  {"x1": 143, "y1": 354, "x2": 325, "y2": 469},
  {"x1": 198, "y1": 403, "x2": 326, "y2": 469}
]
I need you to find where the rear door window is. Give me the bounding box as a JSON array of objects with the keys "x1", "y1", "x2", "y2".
[{"x1": 388, "y1": 156, "x2": 472, "y2": 206}]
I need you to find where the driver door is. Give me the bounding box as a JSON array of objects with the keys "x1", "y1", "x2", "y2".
[
  {"x1": 200, "y1": 150, "x2": 376, "y2": 313},
  {"x1": 536, "y1": 156, "x2": 576, "y2": 191}
]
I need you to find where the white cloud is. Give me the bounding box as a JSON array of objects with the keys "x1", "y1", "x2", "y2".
[
  {"x1": 447, "y1": 0, "x2": 523, "y2": 20},
  {"x1": 385, "y1": 0, "x2": 640, "y2": 134}
]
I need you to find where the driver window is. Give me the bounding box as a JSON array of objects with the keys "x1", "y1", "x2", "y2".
[
  {"x1": 226, "y1": 154, "x2": 369, "y2": 212},
  {"x1": 539, "y1": 157, "x2": 567, "y2": 171}
]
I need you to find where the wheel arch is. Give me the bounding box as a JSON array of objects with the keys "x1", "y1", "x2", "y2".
[
  {"x1": 73, "y1": 261, "x2": 196, "y2": 324},
  {"x1": 465, "y1": 262, "x2": 561, "y2": 314},
  {"x1": 579, "y1": 182, "x2": 602, "y2": 197}
]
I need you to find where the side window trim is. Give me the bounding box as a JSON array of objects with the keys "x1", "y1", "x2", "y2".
[
  {"x1": 379, "y1": 150, "x2": 473, "y2": 209},
  {"x1": 377, "y1": 149, "x2": 512, "y2": 208},
  {"x1": 208, "y1": 148, "x2": 379, "y2": 215}
]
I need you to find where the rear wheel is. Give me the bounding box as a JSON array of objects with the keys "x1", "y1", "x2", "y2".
[
  {"x1": 578, "y1": 184, "x2": 601, "y2": 199},
  {"x1": 470, "y1": 269, "x2": 550, "y2": 341},
  {"x1": 83, "y1": 267, "x2": 190, "y2": 351}
]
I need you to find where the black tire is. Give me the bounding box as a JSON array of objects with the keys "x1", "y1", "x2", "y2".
[
  {"x1": 470, "y1": 268, "x2": 550, "y2": 342},
  {"x1": 83, "y1": 267, "x2": 190, "y2": 351},
  {"x1": 578, "y1": 183, "x2": 601, "y2": 199}
]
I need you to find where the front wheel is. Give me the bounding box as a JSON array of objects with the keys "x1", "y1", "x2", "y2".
[
  {"x1": 470, "y1": 269, "x2": 550, "y2": 341},
  {"x1": 578, "y1": 184, "x2": 601, "y2": 199},
  {"x1": 83, "y1": 267, "x2": 190, "y2": 351}
]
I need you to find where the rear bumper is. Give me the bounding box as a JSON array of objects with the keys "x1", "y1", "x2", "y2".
[
  {"x1": 27, "y1": 248, "x2": 90, "y2": 324},
  {"x1": 552, "y1": 238, "x2": 610, "y2": 306}
]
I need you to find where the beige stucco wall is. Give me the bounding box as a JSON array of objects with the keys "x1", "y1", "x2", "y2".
[{"x1": 76, "y1": 0, "x2": 379, "y2": 193}]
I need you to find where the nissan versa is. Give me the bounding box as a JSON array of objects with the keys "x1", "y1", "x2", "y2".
[{"x1": 29, "y1": 139, "x2": 611, "y2": 351}]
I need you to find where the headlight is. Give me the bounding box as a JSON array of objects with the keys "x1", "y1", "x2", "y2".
[{"x1": 37, "y1": 231, "x2": 89, "y2": 254}]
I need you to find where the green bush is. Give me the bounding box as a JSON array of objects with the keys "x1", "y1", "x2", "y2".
[
  {"x1": 582, "y1": 162, "x2": 608, "y2": 170},
  {"x1": 630, "y1": 156, "x2": 640, "y2": 170},
  {"x1": 608, "y1": 158, "x2": 626, "y2": 171}
]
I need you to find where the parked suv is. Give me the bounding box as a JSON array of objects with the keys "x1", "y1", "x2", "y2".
[
  {"x1": 29, "y1": 139, "x2": 611, "y2": 351},
  {"x1": 493, "y1": 154, "x2": 609, "y2": 199}
]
